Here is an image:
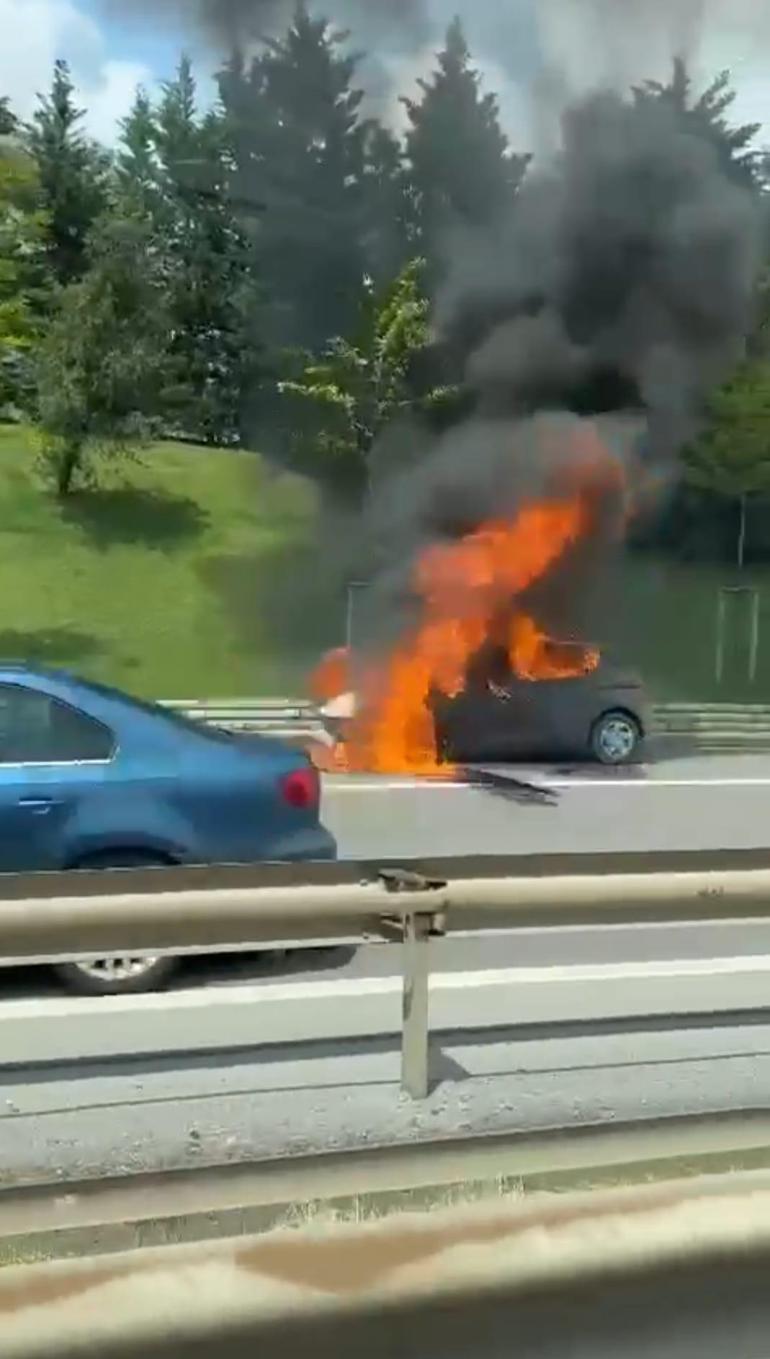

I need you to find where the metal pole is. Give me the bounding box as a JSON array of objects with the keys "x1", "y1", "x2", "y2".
[
  {"x1": 749, "y1": 589, "x2": 760, "y2": 685},
  {"x1": 346, "y1": 585, "x2": 355, "y2": 651},
  {"x1": 716, "y1": 589, "x2": 727, "y2": 685},
  {"x1": 401, "y1": 912, "x2": 432, "y2": 1099}
]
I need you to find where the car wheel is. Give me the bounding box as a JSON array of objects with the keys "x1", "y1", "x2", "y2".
[
  {"x1": 590, "y1": 710, "x2": 641, "y2": 766},
  {"x1": 52, "y1": 851, "x2": 179, "y2": 997}
]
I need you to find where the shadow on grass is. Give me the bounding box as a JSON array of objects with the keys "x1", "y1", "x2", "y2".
[
  {"x1": 0, "y1": 627, "x2": 103, "y2": 667},
  {"x1": 199, "y1": 539, "x2": 346, "y2": 679},
  {"x1": 61, "y1": 487, "x2": 208, "y2": 550}
]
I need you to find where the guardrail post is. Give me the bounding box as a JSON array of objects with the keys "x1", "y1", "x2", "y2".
[{"x1": 402, "y1": 911, "x2": 432, "y2": 1099}]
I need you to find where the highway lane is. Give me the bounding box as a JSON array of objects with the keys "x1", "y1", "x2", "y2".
[
  {"x1": 322, "y1": 752, "x2": 770, "y2": 858},
  {"x1": 11, "y1": 917, "x2": 770, "y2": 1002}
]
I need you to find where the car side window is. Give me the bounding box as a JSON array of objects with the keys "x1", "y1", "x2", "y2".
[{"x1": 0, "y1": 685, "x2": 114, "y2": 764}]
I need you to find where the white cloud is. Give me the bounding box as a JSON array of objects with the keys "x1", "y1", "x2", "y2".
[{"x1": 0, "y1": 0, "x2": 152, "y2": 142}]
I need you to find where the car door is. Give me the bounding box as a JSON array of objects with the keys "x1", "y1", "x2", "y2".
[
  {"x1": 0, "y1": 683, "x2": 115, "y2": 872},
  {"x1": 446, "y1": 676, "x2": 535, "y2": 762},
  {"x1": 488, "y1": 676, "x2": 548, "y2": 759}
]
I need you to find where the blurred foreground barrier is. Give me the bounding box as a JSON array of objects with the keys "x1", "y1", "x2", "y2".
[
  {"x1": 6, "y1": 1171, "x2": 770, "y2": 1358},
  {"x1": 165, "y1": 697, "x2": 770, "y2": 750},
  {"x1": 3, "y1": 851, "x2": 770, "y2": 1096}
]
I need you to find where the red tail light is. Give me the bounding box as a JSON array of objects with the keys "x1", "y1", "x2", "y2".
[{"x1": 279, "y1": 766, "x2": 319, "y2": 810}]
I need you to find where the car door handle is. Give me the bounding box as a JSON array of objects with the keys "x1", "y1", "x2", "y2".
[{"x1": 18, "y1": 798, "x2": 60, "y2": 813}]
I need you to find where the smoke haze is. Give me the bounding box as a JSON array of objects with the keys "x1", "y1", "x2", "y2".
[{"x1": 98, "y1": 0, "x2": 770, "y2": 142}]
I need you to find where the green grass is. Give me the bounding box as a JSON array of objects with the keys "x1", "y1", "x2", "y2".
[
  {"x1": 0, "y1": 426, "x2": 343, "y2": 698},
  {"x1": 607, "y1": 554, "x2": 770, "y2": 702},
  {"x1": 2, "y1": 421, "x2": 770, "y2": 704}
]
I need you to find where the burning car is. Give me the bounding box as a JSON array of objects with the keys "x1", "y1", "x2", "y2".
[
  {"x1": 309, "y1": 451, "x2": 648, "y2": 774},
  {"x1": 431, "y1": 657, "x2": 649, "y2": 765},
  {"x1": 316, "y1": 644, "x2": 649, "y2": 768}
]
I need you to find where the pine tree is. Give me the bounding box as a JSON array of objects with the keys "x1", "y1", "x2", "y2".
[
  {"x1": 219, "y1": 3, "x2": 369, "y2": 351},
  {"x1": 28, "y1": 60, "x2": 108, "y2": 285},
  {"x1": 361, "y1": 124, "x2": 412, "y2": 287},
  {"x1": 402, "y1": 18, "x2": 529, "y2": 277},
  {"x1": 0, "y1": 98, "x2": 15, "y2": 136},
  {"x1": 114, "y1": 59, "x2": 259, "y2": 446},
  {"x1": 151, "y1": 57, "x2": 259, "y2": 444},
  {"x1": 633, "y1": 58, "x2": 760, "y2": 188},
  {"x1": 116, "y1": 88, "x2": 160, "y2": 214}
]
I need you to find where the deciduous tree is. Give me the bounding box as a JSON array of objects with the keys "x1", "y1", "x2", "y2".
[
  {"x1": 0, "y1": 116, "x2": 48, "y2": 411},
  {"x1": 684, "y1": 360, "x2": 770, "y2": 566},
  {"x1": 277, "y1": 259, "x2": 456, "y2": 502},
  {"x1": 36, "y1": 211, "x2": 169, "y2": 495}
]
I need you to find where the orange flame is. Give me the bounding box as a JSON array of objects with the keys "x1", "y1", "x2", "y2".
[
  {"x1": 507, "y1": 614, "x2": 600, "y2": 681},
  {"x1": 309, "y1": 443, "x2": 622, "y2": 776}
]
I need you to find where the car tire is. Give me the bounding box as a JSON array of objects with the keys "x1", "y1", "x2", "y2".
[
  {"x1": 590, "y1": 710, "x2": 642, "y2": 766},
  {"x1": 52, "y1": 851, "x2": 179, "y2": 997}
]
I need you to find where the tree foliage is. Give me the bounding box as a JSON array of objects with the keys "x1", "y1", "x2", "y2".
[
  {"x1": 28, "y1": 60, "x2": 108, "y2": 285},
  {"x1": 361, "y1": 123, "x2": 412, "y2": 287},
  {"x1": 0, "y1": 130, "x2": 48, "y2": 410},
  {"x1": 219, "y1": 3, "x2": 369, "y2": 351},
  {"x1": 36, "y1": 211, "x2": 169, "y2": 495},
  {"x1": 683, "y1": 360, "x2": 770, "y2": 563},
  {"x1": 0, "y1": 22, "x2": 761, "y2": 560},
  {"x1": 277, "y1": 259, "x2": 456, "y2": 502},
  {"x1": 126, "y1": 58, "x2": 259, "y2": 445},
  {"x1": 633, "y1": 58, "x2": 761, "y2": 187},
  {"x1": 402, "y1": 18, "x2": 529, "y2": 275}
]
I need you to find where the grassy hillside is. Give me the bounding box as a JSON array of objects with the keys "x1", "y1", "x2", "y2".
[
  {"x1": 0, "y1": 426, "x2": 342, "y2": 698},
  {"x1": 2, "y1": 423, "x2": 769, "y2": 704}
]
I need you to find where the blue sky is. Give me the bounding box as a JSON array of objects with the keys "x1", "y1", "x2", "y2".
[{"x1": 84, "y1": 1, "x2": 184, "y2": 74}]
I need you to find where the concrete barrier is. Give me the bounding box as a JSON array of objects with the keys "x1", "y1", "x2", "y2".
[{"x1": 7, "y1": 1170, "x2": 770, "y2": 1358}]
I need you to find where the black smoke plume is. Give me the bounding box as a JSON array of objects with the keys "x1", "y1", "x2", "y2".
[
  {"x1": 97, "y1": 0, "x2": 430, "y2": 48},
  {"x1": 440, "y1": 88, "x2": 759, "y2": 454},
  {"x1": 361, "y1": 85, "x2": 762, "y2": 654}
]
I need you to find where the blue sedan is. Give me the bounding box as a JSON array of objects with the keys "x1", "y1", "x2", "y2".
[{"x1": 0, "y1": 665, "x2": 336, "y2": 995}]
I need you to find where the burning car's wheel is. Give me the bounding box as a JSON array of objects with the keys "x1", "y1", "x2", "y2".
[{"x1": 590, "y1": 710, "x2": 641, "y2": 765}]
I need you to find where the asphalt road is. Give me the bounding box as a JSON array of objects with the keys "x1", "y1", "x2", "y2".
[
  {"x1": 8, "y1": 999, "x2": 770, "y2": 1185},
  {"x1": 322, "y1": 752, "x2": 770, "y2": 859}
]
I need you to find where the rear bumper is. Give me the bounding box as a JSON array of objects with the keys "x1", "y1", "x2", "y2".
[{"x1": 268, "y1": 826, "x2": 338, "y2": 862}]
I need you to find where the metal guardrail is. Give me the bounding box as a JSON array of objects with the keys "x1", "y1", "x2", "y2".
[
  {"x1": 165, "y1": 697, "x2": 770, "y2": 749},
  {"x1": 654, "y1": 702, "x2": 770, "y2": 749},
  {"x1": 4, "y1": 850, "x2": 770, "y2": 1099},
  {"x1": 162, "y1": 697, "x2": 323, "y2": 737}
]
